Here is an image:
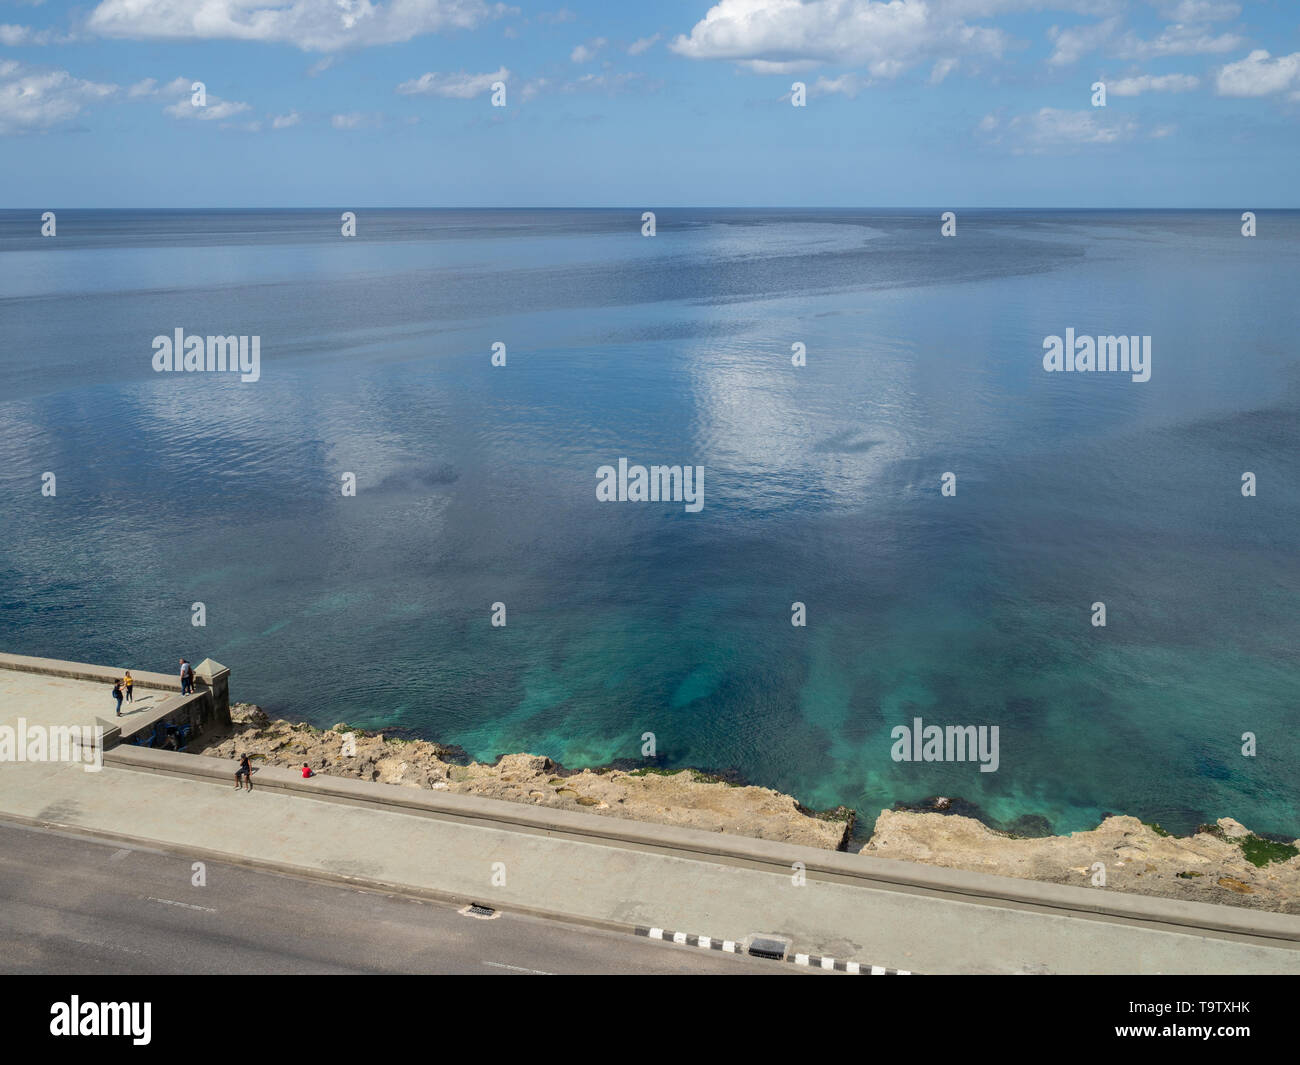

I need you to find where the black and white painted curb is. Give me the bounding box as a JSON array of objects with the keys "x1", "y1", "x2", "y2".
[
  {"x1": 635, "y1": 926, "x2": 913, "y2": 974},
  {"x1": 790, "y1": 952, "x2": 910, "y2": 975}
]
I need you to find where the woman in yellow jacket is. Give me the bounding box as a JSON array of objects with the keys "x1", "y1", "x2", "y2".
[{"x1": 122, "y1": 670, "x2": 134, "y2": 703}]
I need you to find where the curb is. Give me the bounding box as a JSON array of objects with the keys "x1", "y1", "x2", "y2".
[{"x1": 634, "y1": 926, "x2": 913, "y2": 974}]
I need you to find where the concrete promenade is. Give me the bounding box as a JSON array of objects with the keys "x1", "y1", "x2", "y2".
[{"x1": 3, "y1": 656, "x2": 1300, "y2": 974}]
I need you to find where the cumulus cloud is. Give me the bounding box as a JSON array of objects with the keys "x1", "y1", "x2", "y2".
[
  {"x1": 1049, "y1": 13, "x2": 1242, "y2": 66},
  {"x1": 0, "y1": 23, "x2": 75, "y2": 45},
  {"x1": 1047, "y1": 18, "x2": 1120, "y2": 67},
  {"x1": 1215, "y1": 49, "x2": 1300, "y2": 97},
  {"x1": 331, "y1": 111, "x2": 382, "y2": 129},
  {"x1": 396, "y1": 66, "x2": 508, "y2": 98},
  {"x1": 628, "y1": 32, "x2": 660, "y2": 56},
  {"x1": 671, "y1": 0, "x2": 1007, "y2": 79},
  {"x1": 1114, "y1": 23, "x2": 1242, "y2": 60},
  {"x1": 271, "y1": 110, "x2": 301, "y2": 128},
  {"x1": 520, "y1": 77, "x2": 548, "y2": 101},
  {"x1": 85, "y1": 0, "x2": 508, "y2": 53},
  {"x1": 1109, "y1": 72, "x2": 1199, "y2": 95},
  {"x1": 1155, "y1": 1, "x2": 1239, "y2": 21},
  {"x1": 516, "y1": 71, "x2": 657, "y2": 102},
  {"x1": 983, "y1": 106, "x2": 1140, "y2": 152},
  {"x1": 0, "y1": 60, "x2": 116, "y2": 133},
  {"x1": 164, "y1": 96, "x2": 251, "y2": 120},
  {"x1": 570, "y1": 37, "x2": 606, "y2": 63},
  {"x1": 137, "y1": 76, "x2": 252, "y2": 120},
  {"x1": 930, "y1": 57, "x2": 959, "y2": 84},
  {"x1": 808, "y1": 73, "x2": 868, "y2": 98}
]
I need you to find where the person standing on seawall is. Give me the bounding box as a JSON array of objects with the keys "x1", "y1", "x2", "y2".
[
  {"x1": 179, "y1": 658, "x2": 193, "y2": 695},
  {"x1": 122, "y1": 670, "x2": 134, "y2": 703},
  {"x1": 112, "y1": 680, "x2": 123, "y2": 717}
]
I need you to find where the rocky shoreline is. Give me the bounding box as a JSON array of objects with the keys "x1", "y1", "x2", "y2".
[
  {"x1": 199, "y1": 705, "x2": 1300, "y2": 914},
  {"x1": 199, "y1": 705, "x2": 855, "y2": 849}
]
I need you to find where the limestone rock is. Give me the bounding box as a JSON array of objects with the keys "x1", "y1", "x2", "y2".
[
  {"x1": 862, "y1": 811, "x2": 1298, "y2": 914},
  {"x1": 196, "y1": 715, "x2": 848, "y2": 850}
]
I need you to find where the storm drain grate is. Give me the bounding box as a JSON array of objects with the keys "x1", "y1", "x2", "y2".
[
  {"x1": 747, "y1": 936, "x2": 790, "y2": 961},
  {"x1": 468, "y1": 904, "x2": 495, "y2": 917}
]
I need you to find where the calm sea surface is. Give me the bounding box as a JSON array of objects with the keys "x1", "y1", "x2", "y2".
[{"x1": 2, "y1": 208, "x2": 1297, "y2": 837}]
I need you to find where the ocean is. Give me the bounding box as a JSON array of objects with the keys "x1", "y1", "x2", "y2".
[{"x1": 2, "y1": 207, "x2": 1297, "y2": 839}]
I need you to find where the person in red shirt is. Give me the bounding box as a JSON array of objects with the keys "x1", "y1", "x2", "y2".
[{"x1": 301, "y1": 763, "x2": 313, "y2": 778}]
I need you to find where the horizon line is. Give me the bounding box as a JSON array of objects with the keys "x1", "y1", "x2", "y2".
[{"x1": 1, "y1": 205, "x2": 1294, "y2": 212}]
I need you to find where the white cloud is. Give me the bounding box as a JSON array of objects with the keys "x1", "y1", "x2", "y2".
[
  {"x1": 86, "y1": 0, "x2": 508, "y2": 53},
  {"x1": 929, "y1": 57, "x2": 958, "y2": 84},
  {"x1": 536, "y1": 8, "x2": 576, "y2": 24},
  {"x1": 1049, "y1": 13, "x2": 1242, "y2": 66},
  {"x1": 565, "y1": 71, "x2": 652, "y2": 95},
  {"x1": 164, "y1": 96, "x2": 251, "y2": 120},
  {"x1": 985, "y1": 107, "x2": 1140, "y2": 152},
  {"x1": 671, "y1": 0, "x2": 1007, "y2": 79},
  {"x1": 810, "y1": 73, "x2": 867, "y2": 98},
  {"x1": 1115, "y1": 23, "x2": 1242, "y2": 59},
  {"x1": 570, "y1": 37, "x2": 606, "y2": 63},
  {"x1": 1046, "y1": 17, "x2": 1120, "y2": 66},
  {"x1": 517, "y1": 71, "x2": 657, "y2": 102},
  {"x1": 1155, "y1": 1, "x2": 1239, "y2": 21},
  {"x1": 145, "y1": 76, "x2": 252, "y2": 120},
  {"x1": 739, "y1": 58, "x2": 821, "y2": 74},
  {"x1": 628, "y1": 32, "x2": 660, "y2": 56},
  {"x1": 331, "y1": 111, "x2": 381, "y2": 129},
  {"x1": 396, "y1": 66, "x2": 508, "y2": 98},
  {"x1": 0, "y1": 61, "x2": 116, "y2": 134},
  {"x1": 271, "y1": 110, "x2": 301, "y2": 128},
  {"x1": 1109, "y1": 72, "x2": 1199, "y2": 95},
  {"x1": 0, "y1": 23, "x2": 71, "y2": 45},
  {"x1": 1216, "y1": 49, "x2": 1300, "y2": 97}
]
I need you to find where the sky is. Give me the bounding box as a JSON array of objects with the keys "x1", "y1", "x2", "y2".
[{"x1": 0, "y1": 0, "x2": 1297, "y2": 207}]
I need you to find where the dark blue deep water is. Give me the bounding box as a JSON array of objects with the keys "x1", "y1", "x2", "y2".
[{"x1": 2, "y1": 208, "x2": 1297, "y2": 837}]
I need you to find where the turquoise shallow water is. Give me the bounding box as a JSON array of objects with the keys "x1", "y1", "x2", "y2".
[{"x1": 1, "y1": 208, "x2": 1297, "y2": 837}]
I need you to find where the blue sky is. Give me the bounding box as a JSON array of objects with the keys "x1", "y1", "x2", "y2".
[{"x1": 1, "y1": 0, "x2": 1297, "y2": 206}]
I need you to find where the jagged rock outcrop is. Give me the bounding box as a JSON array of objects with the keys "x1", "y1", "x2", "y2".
[
  {"x1": 863, "y1": 810, "x2": 1300, "y2": 913},
  {"x1": 201, "y1": 706, "x2": 851, "y2": 849}
]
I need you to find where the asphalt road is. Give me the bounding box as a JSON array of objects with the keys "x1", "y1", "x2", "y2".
[{"x1": 0, "y1": 819, "x2": 812, "y2": 975}]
